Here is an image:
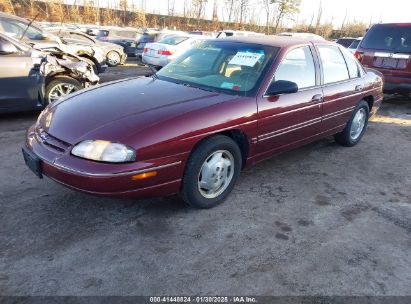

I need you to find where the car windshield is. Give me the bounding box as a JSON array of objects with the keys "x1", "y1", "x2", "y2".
[
  {"x1": 157, "y1": 41, "x2": 278, "y2": 96},
  {"x1": 159, "y1": 35, "x2": 189, "y2": 45},
  {"x1": 361, "y1": 24, "x2": 411, "y2": 52}
]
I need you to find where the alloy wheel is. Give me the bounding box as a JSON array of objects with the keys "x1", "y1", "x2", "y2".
[{"x1": 48, "y1": 83, "x2": 79, "y2": 103}]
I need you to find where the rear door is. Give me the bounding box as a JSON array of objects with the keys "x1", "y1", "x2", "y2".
[
  {"x1": 358, "y1": 24, "x2": 411, "y2": 80},
  {"x1": 316, "y1": 44, "x2": 364, "y2": 132}
]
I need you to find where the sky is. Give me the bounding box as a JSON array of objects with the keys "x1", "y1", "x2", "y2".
[{"x1": 62, "y1": 0, "x2": 411, "y2": 27}]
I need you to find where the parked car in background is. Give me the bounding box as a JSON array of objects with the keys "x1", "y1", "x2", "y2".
[
  {"x1": 23, "y1": 36, "x2": 383, "y2": 209},
  {"x1": 89, "y1": 27, "x2": 141, "y2": 56},
  {"x1": 135, "y1": 32, "x2": 157, "y2": 59},
  {"x1": 0, "y1": 33, "x2": 98, "y2": 113},
  {"x1": 46, "y1": 28, "x2": 127, "y2": 67},
  {"x1": 347, "y1": 37, "x2": 363, "y2": 54},
  {"x1": 142, "y1": 34, "x2": 205, "y2": 68},
  {"x1": 216, "y1": 30, "x2": 264, "y2": 38},
  {"x1": 336, "y1": 37, "x2": 357, "y2": 48},
  {"x1": 0, "y1": 12, "x2": 107, "y2": 74},
  {"x1": 356, "y1": 23, "x2": 411, "y2": 94},
  {"x1": 277, "y1": 32, "x2": 325, "y2": 40}
]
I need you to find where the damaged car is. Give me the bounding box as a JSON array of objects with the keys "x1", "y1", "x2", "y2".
[
  {"x1": 0, "y1": 12, "x2": 107, "y2": 74},
  {"x1": 0, "y1": 33, "x2": 98, "y2": 113}
]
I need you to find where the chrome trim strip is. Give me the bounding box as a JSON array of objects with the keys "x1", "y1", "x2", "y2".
[
  {"x1": 322, "y1": 107, "x2": 355, "y2": 119},
  {"x1": 259, "y1": 117, "x2": 321, "y2": 141},
  {"x1": 51, "y1": 161, "x2": 182, "y2": 178},
  {"x1": 374, "y1": 52, "x2": 391, "y2": 58},
  {"x1": 259, "y1": 119, "x2": 320, "y2": 142}
]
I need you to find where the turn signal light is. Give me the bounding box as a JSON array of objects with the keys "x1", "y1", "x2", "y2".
[
  {"x1": 131, "y1": 171, "x2": 157, "y2": 180},
  {"x1": 143, "y1": 47, "x2": 148, "y2": 52}
]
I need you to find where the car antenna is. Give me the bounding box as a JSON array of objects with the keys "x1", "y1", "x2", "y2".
[{"x1": 20, "y1": 11, "x2": 40, "y2": 41}]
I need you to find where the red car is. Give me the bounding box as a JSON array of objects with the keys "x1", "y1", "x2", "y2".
[
  {"x1": 355, "y1": 23, "x2": 411, "y2": 94},
  {"x1": 23, "y1": 36, "x2": 383, "y2": 209}
]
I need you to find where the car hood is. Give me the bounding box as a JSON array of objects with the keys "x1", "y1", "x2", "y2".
[{"x1": 42, "y1": 77, "x2": 234, "y2": 145}]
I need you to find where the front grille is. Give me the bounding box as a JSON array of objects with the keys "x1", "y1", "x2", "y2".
[{"x1": 36, "y1": 129, "x2": 71, "y2": 153}]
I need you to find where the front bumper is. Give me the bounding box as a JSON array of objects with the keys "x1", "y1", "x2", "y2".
[{"x1": 24, "y1": 125, "x2": 186, "y2": 199}]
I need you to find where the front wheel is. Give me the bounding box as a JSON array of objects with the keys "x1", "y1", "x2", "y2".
[
  {"x1": 106, "y1": 51, "x2": 121, "y2": 67},
  {"x1": 45, "y1": 76, "x2": 82, "y2": 105},
  {"x1": 181, "y1": 135, "x2": 242, "y2": 209},
  {"x1": 335, "y1": 100, "x2": 370, "y2": 147}
]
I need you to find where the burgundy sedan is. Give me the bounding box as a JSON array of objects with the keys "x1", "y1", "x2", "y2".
[{"x1": 23, "y1": 36, "x2": 384, "y2": 209}]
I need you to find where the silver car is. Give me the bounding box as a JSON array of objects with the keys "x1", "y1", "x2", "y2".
[{"x1": 46, "y1": 29, "x2": 127, "y2": 67}]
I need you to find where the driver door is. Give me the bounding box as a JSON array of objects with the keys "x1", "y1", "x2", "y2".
[
  {"x1": 0, "y1": 37, "x2": 40, "y2": 112},
  {"x1": 257, "y1": 45, "x2": 323, "y2": 156}
]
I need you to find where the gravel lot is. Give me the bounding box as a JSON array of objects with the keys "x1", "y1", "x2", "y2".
[{"x1": 0, "y1": 61, "x2": 410, "y2": 296}]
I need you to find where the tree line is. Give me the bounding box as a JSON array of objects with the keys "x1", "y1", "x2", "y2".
[{"x1": 0, "y1": 0, "x2": 368, "y2": 38}]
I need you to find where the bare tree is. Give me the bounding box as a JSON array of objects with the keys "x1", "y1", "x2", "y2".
[
  {"x1": 167, "y1": 0, "x2": 175, "y2": 17},
  {"x1": 238, "y1": 0, "x2": 249, "y2": 25},
  {"x1": 225, "y1": 0, "x2": 235, "y2": 23},
  {"x1": 273, "y1": 0, "x2": 301, "y2": 32},
  {"x1": 314, "y1": 0, "x2": 322, "y2": 32},
  {"x1": 262, "y1": 0, "x2": 277, "y2": 34}
]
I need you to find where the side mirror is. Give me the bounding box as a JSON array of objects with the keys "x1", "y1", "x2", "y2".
[
  {"x1": 0, "y1": 40, "x2": 18, "y2": 55},
  {"x1": 266, "y1": 80, "x2": 298, "y2": 96}
]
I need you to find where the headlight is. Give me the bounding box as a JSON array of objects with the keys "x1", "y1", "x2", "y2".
[{"x1": 71, "y1": 140, "x2": 136, "y2": 163}]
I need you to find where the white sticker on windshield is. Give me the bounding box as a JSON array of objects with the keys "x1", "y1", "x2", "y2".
[{"x1": 228, "y1": 52, "x2": 264, "y2": 67}]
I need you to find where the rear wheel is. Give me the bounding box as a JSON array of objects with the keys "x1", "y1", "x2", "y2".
[
  {"x1": 45, "y1": 76, "x2": 82, "y2": 105},
  {"x1": 106, "y1": 51, "x2": 121, "y2": 67},
  {"x1": 181, "y1": 135, "x2": 242, "y2": 209},
  {"x1": 335, "y1": 100, "x2": 370, "y2": 147}
]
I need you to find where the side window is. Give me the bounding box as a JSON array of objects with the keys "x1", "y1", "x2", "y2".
[
  {"x1": 318, "y1": 46, "x2": 350, "y2": 84},
  {"x1": 340, "y1": 47, "x2": 362, "y2": 78},
  {"x1": 275, "y1": 46, "x2": 316, "y2": 89}
]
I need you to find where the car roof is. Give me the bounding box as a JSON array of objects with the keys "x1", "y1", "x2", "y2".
[{"x1": 213, "y1": 35, "x2": 331, "y2": 48}]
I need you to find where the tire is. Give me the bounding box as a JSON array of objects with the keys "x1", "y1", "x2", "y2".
[
  {"x1": 45, "y1": 76, "x2": 82, "y2": 105},
  {"x1": 334, "y1": 100, "x2": 370, "y2": 147},
  {"x1": 181, "y1": 135, "x2": 242, "y2": 209},
  {"x1": 106, "y1": 51, "x2": 121, "y2": 67}
]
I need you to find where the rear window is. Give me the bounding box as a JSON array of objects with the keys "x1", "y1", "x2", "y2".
[
  {"x1": 159, "y1": 35, "x2": 189, "y2": 45},
  {"x1": 349, "y1": 40, "x2": 361, "y2": 49},
  {"x1": 361, "y1": 24, "x2": 411, "y2": 52},
  {"x1": 336, "y1": 38, "x2": 356, "y2": 48},
  {"x1": 139, "y1": 35, "x2": 155, "y2": 43}
]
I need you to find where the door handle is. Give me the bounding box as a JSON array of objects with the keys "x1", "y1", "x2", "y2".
[
  {"x1": 355, "y1": 85, "x2": 364, "y2": 92},
  {"x1": 311, "y1": 94, "x2": 323, "y2": 103}
]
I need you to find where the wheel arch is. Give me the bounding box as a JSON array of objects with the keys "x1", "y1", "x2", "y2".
[
  {"x1": 188, "y1": 129, "x2": 250, "y2": 169},
  {"x1": 363, "y1": 95, "x2": 374, "y2": 111}
]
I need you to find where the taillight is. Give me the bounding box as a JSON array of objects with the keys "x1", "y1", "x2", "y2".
[
  {"x1": 143, "y1": 47, "x2": 148, "y2": 52},
  {"x1": 354, "y1": 51, "x2": 364, "y2": 61},
  {"x1": 158, "y1": 49, "x2": 174, "y2": 56}
]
